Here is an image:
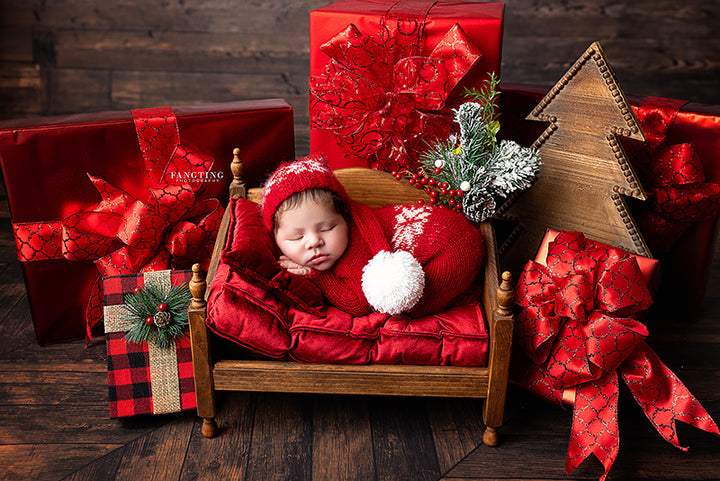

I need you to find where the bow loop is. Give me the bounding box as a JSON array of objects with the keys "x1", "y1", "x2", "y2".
[
  {"x1": 583, "y1": 312, "x2": 648, "y2": 373},
  {"x1": 62, "y1": 211, "x2": 124, "y2": 261},
  {"x1": 87, "y1": 174, "x2": 135, "y2": 215},
  {"x1": 651, "y1": 143, "x2": 704, "y2": 186},
  {"x1": 546, "y1": 231, "x2": 606, "y2": 278},
  {"x1": 594, "y1": 254, "x2": 654, "y2": 315},
  {"x1": 116, "y1": 199, "x2": 169, "y2": 250},
  {"x1": 627, "y1": 98, "x2": 720, "y2": 252},
  {"x1": 553, "y1": 273, "x2": 593, "y2": 322},
  {"x1": 515, "y1": 261, "x2": 564, "y2": 365}
]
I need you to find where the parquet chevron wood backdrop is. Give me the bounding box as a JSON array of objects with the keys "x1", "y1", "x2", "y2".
[{"x1": 0, "y1": 1, "x2": 719, "y2": 480}]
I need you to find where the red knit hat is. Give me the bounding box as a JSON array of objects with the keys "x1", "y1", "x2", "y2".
[
  {"x1": 261, "y1": 155, "x2": 483, "y2": 317},
  {"x1": 261, "y1": 154, "x2": 350, "y2": 231}
]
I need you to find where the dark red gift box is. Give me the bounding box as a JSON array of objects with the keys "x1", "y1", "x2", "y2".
[
  {"x1": 309, "y1": 0, "x2": 505, "y2": 172},
  {"x1": 499, "y1": 84, "x2": 720, "y2": 318},
  {"x1": 0, "y1": 99, "x2": 295, "y2": 345}
]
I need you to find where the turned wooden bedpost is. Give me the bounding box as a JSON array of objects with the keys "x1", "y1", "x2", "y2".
[
  {"x1": 229, "y1": 147, "x2": 247, "y2": 199},
  {"x1": 483, "y1": 270, "x2": 514, "y2": 447},
  {"x1": 188, "y1": 263, "x2": 219, "y2": 438}
]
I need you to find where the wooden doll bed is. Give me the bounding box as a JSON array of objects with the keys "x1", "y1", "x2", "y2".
[{"x1": 187, "y1": 149, "x2": 515, "y2": 445}]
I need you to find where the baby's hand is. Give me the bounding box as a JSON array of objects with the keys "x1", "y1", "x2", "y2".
[{"x1": 278, "y1": 256, "x2": 313, "y2": 276}]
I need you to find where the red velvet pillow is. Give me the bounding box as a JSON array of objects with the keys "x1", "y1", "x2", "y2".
[
  {"x1": 288, "y1": 303, "x2": 488, "y2": 366},
  {"x1": 220, "y1": 198, "x2": 325, "y2": 315}
]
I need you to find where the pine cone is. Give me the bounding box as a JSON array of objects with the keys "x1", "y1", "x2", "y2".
[{"x1": 153, "y1": 310, "x2": 172, "y2": 328}]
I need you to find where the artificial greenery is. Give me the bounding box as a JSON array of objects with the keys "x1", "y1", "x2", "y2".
[
  {"x1": 123, "y1": 280, "x2": 191, "y2": 349},
  {"x1": 416, "y1": 73, "x2": 541, "y2": 222}
]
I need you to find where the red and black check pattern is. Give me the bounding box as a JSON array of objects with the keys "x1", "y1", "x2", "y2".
[{"x1": 104, "y1": 270, "x2": 196, "y2": 418}]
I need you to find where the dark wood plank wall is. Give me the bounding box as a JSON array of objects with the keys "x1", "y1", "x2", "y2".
[{"x1": 1, "y1": 0, "x2": 718, "y2": 157}]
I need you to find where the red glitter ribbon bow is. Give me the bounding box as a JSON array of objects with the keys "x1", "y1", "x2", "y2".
[
  {"x1": 515, "y1": 231, "x2": 719, "y2": 481},
  {"x1": 11, "y1": 107, "x2": 223, "y2": 339},
  {"x1": 309, "y1": 4, "x2": 483, "y2": 172},
  {"x1": 626, "y1": 98, "x2": 720, "y2": 252}
]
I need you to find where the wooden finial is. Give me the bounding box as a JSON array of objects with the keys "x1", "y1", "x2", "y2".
[
  {"x1": 496, "y1": 271, "x2": 514, "y2": 317},
  {"x1": 189, "y1": 263, "x2": 206, "y2": 308},
  {"x1": 231, "y1": 147, "x2": 244, "y2": 186}
]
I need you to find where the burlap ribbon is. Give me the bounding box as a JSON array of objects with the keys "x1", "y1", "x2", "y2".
[{"x1": 103, "y1": 270, "x2": 181, "y2": 415}]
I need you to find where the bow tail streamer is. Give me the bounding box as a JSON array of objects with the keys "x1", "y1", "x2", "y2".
[
  {"x1": 566, "y1": 372, "x2": 620, "y2": 481},
  {"x1": 620, "y1": 342, "x2": 719, "y2": 448}
]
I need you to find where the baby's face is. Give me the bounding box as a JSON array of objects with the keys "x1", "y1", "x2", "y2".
[{"x1": 274, "y1": 198, "x2": 349, "y2": 272}]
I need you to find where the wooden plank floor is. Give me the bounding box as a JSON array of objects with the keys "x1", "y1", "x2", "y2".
[{"x1": 0, "y1": 185, "x2": 719, "y2": 480}]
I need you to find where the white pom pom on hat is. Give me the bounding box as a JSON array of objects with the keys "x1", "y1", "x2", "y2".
[{"x1": 361, "y1": 250, "x2": 425, "y2": 316}]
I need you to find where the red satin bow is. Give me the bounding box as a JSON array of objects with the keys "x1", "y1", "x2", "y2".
[
  {"x1": 309, "y1": 9, "x2": 483, "y2": 172},
  {"x1": 14, "y1": 177, "x2": 222, "y2": 338},
  {"x1": 11, "y1": 106, "x2": 223, "y2": 340},
  {"x1": 627, "y1": 98, "x2": 720, "y2": 252},
  {"x1": 515, "y1": 231, "x2": 719, "y2": 481}
]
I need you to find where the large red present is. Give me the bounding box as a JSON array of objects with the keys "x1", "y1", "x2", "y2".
[
  {"x1": 309, "y1": 0, "x2": 505, "y2": 172},
  {"x1": 499, "y1": 84, "x2": 720, "y2": 319},
  {"x1": 0, "y1": 100, "x2": 295, "y2": 345},
  {"x1": 103, "y1": 269, "x2": 195, "y2": 418}
]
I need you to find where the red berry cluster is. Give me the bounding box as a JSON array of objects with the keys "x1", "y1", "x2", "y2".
[
  {"x1": 391, "y1": 168, "x2": 464, "y2": 211},
  {"x1": 143, "y1": 302, "x2": 169, "y2": 326}
]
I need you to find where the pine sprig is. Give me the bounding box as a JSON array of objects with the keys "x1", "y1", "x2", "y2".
[
  {"x1": 123, "y1": 281, "x2": 191, "y2": 350},
  {"x1": 399, "y1": 73, "x2": 541, "y2": 222},
  {"x1": 463, "y1": 71, "x2": 501, "y2": 126}
]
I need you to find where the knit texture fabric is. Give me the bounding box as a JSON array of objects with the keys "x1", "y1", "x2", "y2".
[
  {"x1": 261, "y1": 154, "x2": 350, "y2": 231},
  {"x1": 312, "y1": 202, "x2": 484, "y2": 317}
]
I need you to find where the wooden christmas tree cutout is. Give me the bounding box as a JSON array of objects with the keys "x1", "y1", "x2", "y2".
[{"x1": 500, "y1": 41, "x2": 651, "y2": 272}]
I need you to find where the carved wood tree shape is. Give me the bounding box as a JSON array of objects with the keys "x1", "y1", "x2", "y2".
[{"x1": 501, "y1": 41, "x2": 651, "y2": 273}]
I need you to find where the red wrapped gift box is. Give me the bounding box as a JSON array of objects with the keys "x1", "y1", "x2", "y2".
[
  {"x1": 535, "y1": 228, "x2": 661, "y2": 296},
  {"x1": 514, "y1": 229, "x2": 717, "y2": 480},
  {"x1": 103, "y1": 269, "x2": 195, "y2": 418},
  {"x1": 499, "y1": 84, "x2": 720, "y2": 318},
  {"x1": 0, "y1": 99, "x2": 295, "y2": 345},
  {"x1": 309, "y1": 0, "x2": 505, "y2": 172}
]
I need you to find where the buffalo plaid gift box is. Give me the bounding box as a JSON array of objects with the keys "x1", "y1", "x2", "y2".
[{"x1": 103, "y1": 269, "x2": 196, "y2": 418}]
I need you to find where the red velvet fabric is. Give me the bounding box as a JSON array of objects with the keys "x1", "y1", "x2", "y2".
[
  {"x1": 0, "y1": 100, "x2": 295, "y2": 344},
  {"x1": 206, "y1": 197, "x2": 489, "y2": 367},
  {"x1": 221, "y1": 198, "x2": 325, "y2": 315}
]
